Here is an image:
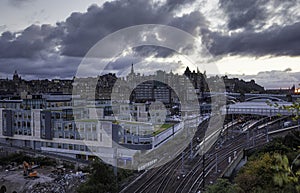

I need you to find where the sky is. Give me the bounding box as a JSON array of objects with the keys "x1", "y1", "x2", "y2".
[{"x1": 0, "y1": 0, "x2": 300, "y2": 88}]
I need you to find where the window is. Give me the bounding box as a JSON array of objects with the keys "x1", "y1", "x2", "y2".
[
  {"x1": 80, "y1": 145, "x2": 85, "y2": 151},
  {"x1": 92, "y1": 124, "x2": 96, "y2": 131},
  {"x1": 74, "y1": 145, "x2": 79, "y2": 150},
  {"x1": 56, "y1": 123, "x2": 62, "y2": 130}
]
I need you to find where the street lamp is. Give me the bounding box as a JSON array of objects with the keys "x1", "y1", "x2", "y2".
[
  {"x1": 266, "y1": 109, "x2": 271, "y2": 142},
  {"x1": 226, "y1": 105, "x2": 230, "y2": 140},
  {"x1": 202, "y1": 153, "x2": 205, "y2": 189},
  {"x1": 201, "y1": 131, "x2": 206, "y2": 190},
  {"x1": 215, "y1": 152, "x2": 218, "y2": 173}
]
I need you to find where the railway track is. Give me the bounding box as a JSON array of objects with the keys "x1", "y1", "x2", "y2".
[
  {"x1": 177, "y1": 134, "x2": 247, "y2": 193},
  {"x1": 124, "y1": 115, "x2": 298, "y2": 193},
  {"x1": 123, "y1": 119, "x2": 210, "y2": 193}
]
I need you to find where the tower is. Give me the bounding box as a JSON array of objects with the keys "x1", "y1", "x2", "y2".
[
  {"x1": 13, "y1": 70, "x2": 20, "y2": 82},
  {"x1": 130, "y1": 63, "x2": 134, "y2": 75},
  {"x1": 127, "y1": 63, "x2": 136, "y2": 84}
]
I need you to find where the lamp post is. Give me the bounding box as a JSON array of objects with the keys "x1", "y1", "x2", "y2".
[
  {"x1": 297, "y1": 108, "x2": 300, "y2": 130},
  {"x1": 226, "y1": 105, "x2": 230, "y2": 141},
  {"x1": 201, "y1": 132, "x2": 206, "y2": 190},
  {"x1": 181, "y1": 151, "x2": 185, "y2": 174},
  {"x1": 190, "y1": 136, "x2": 193, "y2": 159},
  {"x1": 231, "y1": 111, "x2": 234, "y2": 139},
  {"x1": 202, "y1": 153, "x2": 205, "y2": 189},
  {"x1": 215, "y1": 152, "x2": 218, "y2": 173},
  {"x1": 266, "y1": 109, "x2": 271, "y2": 142}
]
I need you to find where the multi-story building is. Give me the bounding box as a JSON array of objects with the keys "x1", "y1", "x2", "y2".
[
  {"x1": 0, "y1": 67, "x2": 209, "y2": 168},
  {"x1": 0, "y1": 93, "x2": 186, "y2": 168}
]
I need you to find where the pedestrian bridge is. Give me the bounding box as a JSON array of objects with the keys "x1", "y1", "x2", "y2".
[
  {"x1": 222, "y1": 101, "x2": 294, "y2": 116},
  {"x1": 246, "y1": 96, "x2": 285, "y2": 102}
]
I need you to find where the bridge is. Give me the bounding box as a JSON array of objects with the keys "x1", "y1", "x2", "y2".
[
  {"x1": 222, "y1": 101, "x2": 293, "y2": 116},
  {"x1": 203, "y1": 92, "x2": 300, "y2": 102}
]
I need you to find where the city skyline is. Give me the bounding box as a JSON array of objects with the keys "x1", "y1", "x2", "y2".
[{"x1": 1, "y1": 1, "x2": 300, "y2": 192}]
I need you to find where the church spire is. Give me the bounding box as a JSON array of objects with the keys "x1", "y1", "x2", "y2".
[
  {"x1": 13, "y1": 70, "x2": 20, "y2": 82},
  {"x1": 130, "y1": 63, "x2": 134, "y2": 74}
]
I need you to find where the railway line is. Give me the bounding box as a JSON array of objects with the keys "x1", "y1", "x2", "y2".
[
  {"x1": 122, "y1": 115, "x2": 299, "y2": 193},
  {"x1": 123, "y1": 119, "x2": 210, "y2": 193}
]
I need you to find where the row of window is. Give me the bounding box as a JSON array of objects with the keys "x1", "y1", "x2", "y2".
[
  {"x1": 53, "y1": 131, "x2": 99, "y2": 141},
  {"x1": 53, "y1": 122, "x2": 97, "y2": 132},
  {"x1": 43, "y1": 142, "x2": 88, "y2": 152},
  {"x1": 14, "y1": 121, "x2": 31, "y2": 128},
  {"x1": 15, "y1": 129, "x2": 31, "y2": 135}
]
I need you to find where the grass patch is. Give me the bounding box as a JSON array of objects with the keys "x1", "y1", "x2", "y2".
[{"x1": 153, "y1": 123, "x2": 173, "y2": 136}]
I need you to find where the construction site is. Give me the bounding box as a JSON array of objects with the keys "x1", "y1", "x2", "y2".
[{"x1": 0, "y1": 146, "x2": 88, "y2": 193}]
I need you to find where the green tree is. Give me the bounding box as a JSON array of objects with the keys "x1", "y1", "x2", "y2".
[
  {"x1": 77, "y1": 160, "x2": 117, "y2": 193},
  {"x1": 235, "y1": 153, "x2": 274, "y2": 192},
  {"x1": 235, "y1": 152, "x2": 300, "y2": 193},
  {"x1": 205, "y1": 178, "x2": 243, "y2": 193},
  {"x1": 268, "y1": 99, "x2": 300, "y2": 127},
  {"x1": 271, "y1": 154, "x2": 297, "y2": 186}
]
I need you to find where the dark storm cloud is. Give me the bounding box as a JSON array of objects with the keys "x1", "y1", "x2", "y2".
[
  {"x1": 219, "y1": 0, "x2": 268, "y2": 30},
  {"x1": 0, "y1": 56, "x2": 80, "y2": 80},
  {"x1": 60, "y1": 1, "x2": 171, "y2": 57},
  {"x1": 170, "y1": 11, "x2": 208, "y2": 35},
  {"x1": 164, "y1": 0, "x2": 195, "y2": 11},
  {"x1": 208, "y1": 21, "x2": 300, "y2": 56},
  {"x1": 0, "y1": 24, "x2": 62, "y2": 58},
  {"x1": 1, "y1": 0, "x2": 299, "y2": 60},
  {"x1": 0, "y1": 0, "x2": 203, "y2": 79},
  {"x1": 0, "y1": 0, "x2": 206, "y2": 59},
  {"x1": 133, "y1": 11, "x2": 209, "y2": 58},
  {"x1": 219, "y1": 0, "x2": 298, "y2": 31},
  {"x1": 60, "y1": 1, "x2": 205, "y2": 57},
  {"x1": 203, "y1": 0, "x2": 300, "y2": 57},
  {"x1": 1, "y1": 0, "x2": 300, "y2": 79}
]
